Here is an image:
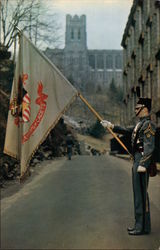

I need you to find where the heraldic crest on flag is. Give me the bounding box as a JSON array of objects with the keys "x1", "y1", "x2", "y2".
[
  {"x1": 10, "y1": 73, "x2": 31, "y2": 126},
  {"x1": 4, "y1": 32, "x2": 78, "y2": 179}
]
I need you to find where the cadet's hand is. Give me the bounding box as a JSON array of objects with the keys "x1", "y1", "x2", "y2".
[
  {"x1": 137, "y1": 166, "x2": 146, "y2": 173},
  {"x1": 100, "y1": 120, "x2": 114, "y2": 129}
]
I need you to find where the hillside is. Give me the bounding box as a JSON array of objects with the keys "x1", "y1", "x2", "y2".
[{"x1": 66, "y1": 86, "x2": 123, "y2": 126}]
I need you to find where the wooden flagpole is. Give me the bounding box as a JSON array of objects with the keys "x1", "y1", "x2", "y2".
[{"x1": 78, "y1": 93, "x2": 133, "y2": 159}]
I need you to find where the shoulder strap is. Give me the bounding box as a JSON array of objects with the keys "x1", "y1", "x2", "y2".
[{"x1": 132, "y1": 120, "x2": 145, "y2": 147}]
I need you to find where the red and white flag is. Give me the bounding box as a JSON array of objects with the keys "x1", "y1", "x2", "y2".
[{"x1": 4, "y1": 33, "x2": 78, "y2": 178}]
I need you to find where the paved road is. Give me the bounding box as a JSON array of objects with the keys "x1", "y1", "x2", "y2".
[{"x1": 1, "y1": 155, "x2": 160, "y2": 249}]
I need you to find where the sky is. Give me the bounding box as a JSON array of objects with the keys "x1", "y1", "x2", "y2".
[{"x1": 46, "y1": 0, "x2": 133, "y2": 50}]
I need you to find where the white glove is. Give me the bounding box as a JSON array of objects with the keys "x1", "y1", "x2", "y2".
[
  {"x1": 100, "y1": 120, "x2": 114, "y2": 129},
  {"x1": 137, "y1": 166, "x2": 146, "y2": 173}
]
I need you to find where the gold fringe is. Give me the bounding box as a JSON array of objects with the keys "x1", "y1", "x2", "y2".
[{"x1": 20, "y1": 92, "x2": 78, "y2": 181}]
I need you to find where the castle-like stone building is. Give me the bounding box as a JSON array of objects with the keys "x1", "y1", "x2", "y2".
[
  {"x1": 45, "y1": 15, "x2": 123, "y2": 92},
  {"x1": 121, "y1": 0, "x2": 160, "y2": 127}
]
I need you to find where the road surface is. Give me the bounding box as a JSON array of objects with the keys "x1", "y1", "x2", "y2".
[{"x1": 1, "y1": 155, "x2": 160, "y2": 249}]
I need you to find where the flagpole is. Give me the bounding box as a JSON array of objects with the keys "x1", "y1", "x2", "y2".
[{"x1": 78, "y1": 93, "x2": 133, "y2": 159}]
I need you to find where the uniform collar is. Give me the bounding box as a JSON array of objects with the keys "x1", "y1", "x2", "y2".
[{"x1": 139, "y1": 115, "x2": 150, "y2": 122}]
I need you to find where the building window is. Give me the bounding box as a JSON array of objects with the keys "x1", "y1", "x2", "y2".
[
  {"x1": 97, "y1": 55, "x2": 104, "y2": 69},
  {"x1": 78, "y1": 29, "x2": 81, "y2": 40},
  {"x1": 131, "y1": 26, "x2": 135, "y2": 51},
  {"x1": 89, "y1": 55, "x2": 95, "y2": 69},
  {"x1": 156, "y1": 10, "x2": 160, "y2": 44},
  {"x1": 127, "y1": 37, "x2": 131, "y2": 59},
  {"x1": 71, "y1": 29, "x2": 74, "y2": 40},
  {"x1": 98, "y1": 72, "x2": 103, "y2": 79},
  {"x1": 73, "y1": 57, "x2": 78, "y2": 65},
  {"x1": 147, "y1": 27, "x2": 151, "y2": 59},
  {"x1": 156, "y1": 112, "x2": 160, "y2": 126},
  {"x1": 70, "y1": 56, "x2": 73, "y2": 65},
  {"x1": 79, "y1": 55, "x2": 83, "y2": 70},
  {"x1": 128, "y1": 67, "x2": 131, "y2": 90},
  {"x1": 148, "y1": 71, "x2": 153, "y2": 98},
  {"x1": 126, "y1": 39, "x2": 129, "y2": 58},
  {"x1": 139, "y1": 45, "x2": 142, "y2": 68},
  {"x1": 142, "y1": 41, "x2": 145, "y2": 66},
  {"x1": 156, "y1": 61, "x2": 160, "y2": 99},
  {"x1": 134, "y1": 92, "x2": 136, "y2": 110},
  {"x1": 134, "y1": 58, "x2": 136, "y2": 82},
  {"x1": 128, "y1": 98, "x2": 131, "y2": 121},
  {"x1": 134, "y1": 20, "x2": 137, "y2": 45},
  {"x1": 147, "y1": 0, "x2": 150, "y2": 15},
  {"x1": 142, "y1": 83, "x2": 145, "y2": 97},
  {"x1": 136, "y1": 86, "x2": 141, "y2": 98},
  {"x1": 106, "y1": 55, "x2": 113, "y2": 69},
  {"x1": 115, "y1": 55, "x2": 122, "y2": 69},
  {"x1": 138, "y1": 7, "x2": 142, "y2": 34},
  {"x1": 123, "y1": 50, "x2": 126, "y2": 67}
]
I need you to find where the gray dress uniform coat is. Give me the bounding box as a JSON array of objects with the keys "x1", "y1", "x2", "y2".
[{"x1": 113, "y1": 115, "x2": 156, "y2": 233}]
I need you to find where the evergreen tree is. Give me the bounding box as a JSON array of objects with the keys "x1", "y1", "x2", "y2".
[
  {"x1": 109, "y1": 78, "x2": 117, "y2": 95},
  {"x1": 89, "y1": 119, "x2": 106, "y2": 139},
  {"x1": 109, "y1": 78, "x2": 123, "y2": 103}
]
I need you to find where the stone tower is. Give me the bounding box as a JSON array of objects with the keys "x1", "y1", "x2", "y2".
[
  {"x1": 64, "y1": 15, "x2": 88, "y2": 90},
  {"x1": 44, "y1": 14, "x2": 123, "y2": 93},
  {"x1": 65, "y1": 14, "x2": 87, "y2": 51}
]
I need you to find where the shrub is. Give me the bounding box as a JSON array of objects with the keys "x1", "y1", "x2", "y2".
[{"x1": 89, "y1": 119, "x2": 106, "y2": 139}]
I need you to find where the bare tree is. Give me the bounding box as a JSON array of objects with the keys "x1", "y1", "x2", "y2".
[{"x1": 0, "y1": 0, "x2": 62, "y2": 50}]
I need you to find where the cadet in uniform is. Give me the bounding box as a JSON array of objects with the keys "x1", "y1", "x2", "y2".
[
  {"x1": 66, "y1": 133, "x2": 74, "y2": 160},
  {"x1": 101, "y1": 98, "x2": 156, "y2": 235}
]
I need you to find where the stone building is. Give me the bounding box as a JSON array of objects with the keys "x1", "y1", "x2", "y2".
[
  {"x1": 45, "y1": 14, "x2": 123, "y2": 93},
  {"x1": 121, "y1": 0, "x2": 160, "y2": 127}
]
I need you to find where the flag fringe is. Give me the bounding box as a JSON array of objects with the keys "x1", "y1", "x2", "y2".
[{"x1": 20, "y1": 92, "x2": 78, "y2": 181}]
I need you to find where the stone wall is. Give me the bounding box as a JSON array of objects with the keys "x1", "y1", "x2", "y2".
[{"x1": 121, "y1": 0, "x2": 160, "y2": 126}]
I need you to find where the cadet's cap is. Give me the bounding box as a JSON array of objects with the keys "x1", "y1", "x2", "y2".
[{"x1": 136, "y1": 97, "x2": 151, "y2": 112}]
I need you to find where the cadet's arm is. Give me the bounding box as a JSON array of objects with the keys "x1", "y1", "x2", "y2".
[{"x1": 113, "y1": 125, "x2": 134, "y2": 135}]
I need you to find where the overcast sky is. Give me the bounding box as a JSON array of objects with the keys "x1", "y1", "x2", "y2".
[{"x1": 46, "y1": 0, "x2": 133, "y2": 50}]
